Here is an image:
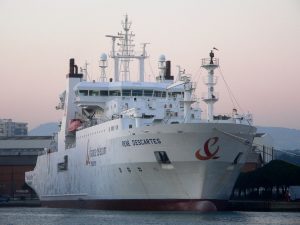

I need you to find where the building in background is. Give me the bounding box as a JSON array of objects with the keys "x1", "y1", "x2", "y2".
[
  {"x1": 0, "y1": 118, "x2": 52, "y2": 198},
  {"x1": 0, "y1": 136, "x2": 52, "y2": 198},
  {"x1": 0, "y1": 119, "x2": 28, "y2": 137},
  {"x1": 0, "y1": 119, "x2": 57, "y2": 198}
]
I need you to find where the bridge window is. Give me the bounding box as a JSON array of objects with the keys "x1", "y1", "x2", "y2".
[
  {"x1": 170, "y1": 92, "x2": 182, "y2": 98},
  {"x1": 89, "y1": 90, "x2": 99, "y2": 96},
  {"x1": 122, "y1": 89, "x2": 131, "y2": 96},
  {"x1": 109, "y1": 90, "x2": 121, "y2": 96},
  {"x1": 100, "y1": 90, "x2": 108, "y2": 96},
  {"x1": 132, "y1": 90, "x2": 143, "y2": 96},
  {"x1": 154, "y1": 91, "x2": 162, "y2": 97},
  {"x1": 79, "y1": 90, "x2": 88, "y2": 96},
  {"x1": 144, "y1": 90, "x2": 153, "y2": 97},
  {"x1": 153, "y1": 91, "x2": 166, "y2": 98}
]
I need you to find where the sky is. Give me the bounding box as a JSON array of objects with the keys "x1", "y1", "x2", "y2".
[{"x1": 0, "y1": 0, "x2": 299, "y2": 130}]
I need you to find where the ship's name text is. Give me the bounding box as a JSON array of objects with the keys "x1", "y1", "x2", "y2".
[{"x1": 122, "y1": 138, "x2": 161, "y2": 147}]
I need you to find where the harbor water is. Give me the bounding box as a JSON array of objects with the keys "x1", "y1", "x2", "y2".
[{"x1": 0, "y1": 207, "x2": 300, "y2": 225}]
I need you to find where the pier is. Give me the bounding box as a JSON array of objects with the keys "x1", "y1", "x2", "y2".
[
  {"x1": 1, "y1": 199, "x2": 299, "y2": 211},
  {"x1": 229, "y1": 200, "x2": 300, "y2": 212},
  {"x1": 0, "y1": 199, "x2": 41, "y2": 207}
]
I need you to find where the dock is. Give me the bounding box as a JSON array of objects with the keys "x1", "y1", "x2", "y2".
[
  {"x1": 1, "y1": 199, "x2": 300, "y2": 211},
  {"x1": 229, "y1": 200, "x2": 300, "y2": 212},
  {"x1": 0, "y1": 199, "x2": 41, "y2": 207}
]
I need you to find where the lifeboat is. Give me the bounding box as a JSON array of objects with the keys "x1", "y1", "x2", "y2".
[{"x1": 68, "y1": 119, "x2": 82, "y2": 132}]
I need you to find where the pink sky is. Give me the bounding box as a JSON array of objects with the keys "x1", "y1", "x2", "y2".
[{"x1": 0, "y1": 0, "x2": 299, "y2": 130}]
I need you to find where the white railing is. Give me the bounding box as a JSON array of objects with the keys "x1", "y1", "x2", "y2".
[
  {"x1": 201, "y1": 92, "x2": 219, "y2": 100},
  {"x1": 201, "y1": 58, "x2": 219, "y2": 66}
]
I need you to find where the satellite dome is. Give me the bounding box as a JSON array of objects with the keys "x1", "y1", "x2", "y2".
[
  {"x1": 158, "y1": 54, "x2": 166, "y2": 62},
  {"x1": 100, "y1": 53, "x2": 107, "y2": 61}
]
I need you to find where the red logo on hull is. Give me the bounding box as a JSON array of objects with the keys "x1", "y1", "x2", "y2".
[{"x1": 195, "y1": 137, "x2": 220, "y2": 160}]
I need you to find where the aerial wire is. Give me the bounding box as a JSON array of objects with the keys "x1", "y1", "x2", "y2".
[{"x1": 218, "y1": 66, "x2": 244, "y2": 113}]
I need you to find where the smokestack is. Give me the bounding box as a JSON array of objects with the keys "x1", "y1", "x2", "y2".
[
  {"x1": 165, "y1": 60, "x2": 174, "y2": 80},
  {"x1": 67, "y1": 58, "x2": 83, "y2": 78},
  {"x1": 69, "y1": 58, "x2": 75, "y2": 75}
]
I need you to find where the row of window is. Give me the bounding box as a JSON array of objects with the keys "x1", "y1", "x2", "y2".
[
  {"x1": 118, "y1": 167, "x2": 143, "y2": 173},
  {"x1": 76, "y1": 89, "x2": 183, "y2": 98},
  {"x1": 77, "y1": 125, "x2": 119, "y2": 139}
]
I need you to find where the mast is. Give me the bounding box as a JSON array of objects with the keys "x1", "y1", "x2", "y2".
[
  {"x1": 105, "y1": 35, "x2": 121, "y2": 81},
  {"x1": 201, "y1": 50, "x2": 219, "y2": 121},
  {"x1": 139, "y1": 42, "x2": 149, "y2": 82},
  {"x1": 119, "y1": 15, "x2": 133, "y2": 81},
  {"x1": 106, "y1": 15, "x2": 148, "y2": 82}
]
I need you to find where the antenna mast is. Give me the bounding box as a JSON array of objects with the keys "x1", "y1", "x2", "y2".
[
  {"x1": 106, "y1": 15, "x2": 148, "y2": 82},
  {"x1": 118, "y1": 14, "x2": 134, "y2": 81},
  {"x1": 201, "y1": 49, "x2": 219, "y2": 121}
]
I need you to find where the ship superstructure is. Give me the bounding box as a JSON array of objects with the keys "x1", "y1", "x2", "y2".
[{"x1": 26, "y1": 15, "x2": 256, "y2": 211}]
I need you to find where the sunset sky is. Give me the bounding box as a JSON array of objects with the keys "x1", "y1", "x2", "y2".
[{"x1": 0, "y1": 0, "x2": 299, "y2": 130}]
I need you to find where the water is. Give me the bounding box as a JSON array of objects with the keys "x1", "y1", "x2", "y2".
[{"x1": 0, "y1": 207, "x2": 300, "y2": 225}]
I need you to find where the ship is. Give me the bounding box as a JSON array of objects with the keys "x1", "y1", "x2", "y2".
[{"x1": 25, "y1": 15, "x2": 256, "y2": 211}]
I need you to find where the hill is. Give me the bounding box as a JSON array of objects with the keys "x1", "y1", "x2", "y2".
[
  {"x1": 29, "y1": 122, "x2": 59, "y2": 136},
  {"x1": 257, "y1": 126, "x2": 300, "y2": 150}
]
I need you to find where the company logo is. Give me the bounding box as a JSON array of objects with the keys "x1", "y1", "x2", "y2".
[{"x1": 195, "y1": 137, "x2": 220, "y2": 160}]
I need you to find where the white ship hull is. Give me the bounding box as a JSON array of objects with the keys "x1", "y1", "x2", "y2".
[{"x1": 26, "y1": 123, "x2": 256, "y2": 211}]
